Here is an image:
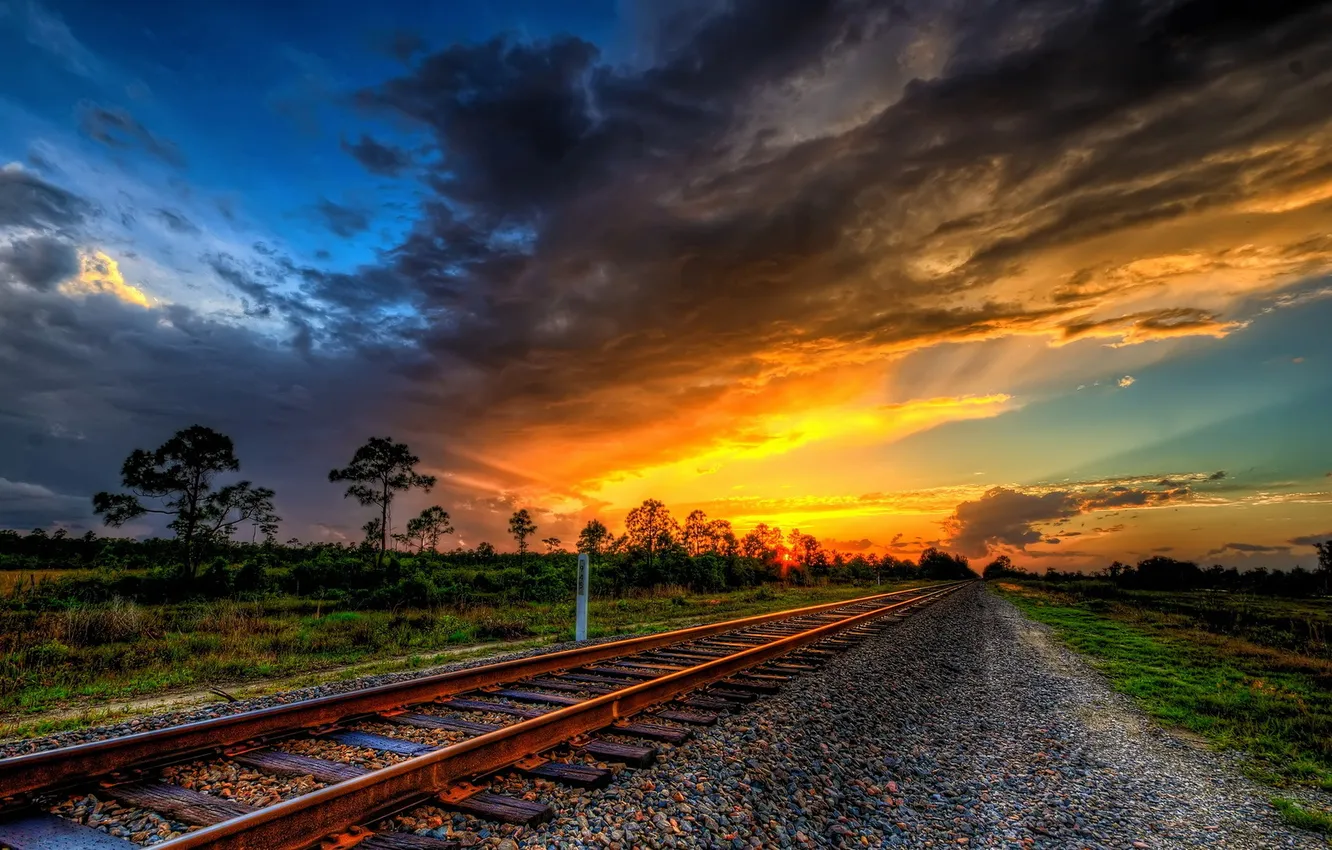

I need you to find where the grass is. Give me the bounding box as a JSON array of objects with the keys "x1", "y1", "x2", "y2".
[
  {"x1": 1271, "y1": 797, "x2": 1332, "y2": 835},
  {"x1": 994, "y1": 581, "x2": 1332, "y2": 795},
  {"x1": 0, "y1": 581, "x2": 923, "y2": 738},
  {"x1": 0, "y1": 569, "x2": 94, "y2": 595}
]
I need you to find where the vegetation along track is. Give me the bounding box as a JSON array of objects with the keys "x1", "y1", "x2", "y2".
[{"x1": 0, "y1": 582, "x2": 968, "y2": 849}]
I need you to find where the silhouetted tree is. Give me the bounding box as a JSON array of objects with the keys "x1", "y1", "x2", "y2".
[
  {"x1": 918, "y1": 547, "x2": 975, "y2": 580},
  {"x1": 542, "y1": 536, "x2": 562, "y2": 553},
  {"x1": 93, "y1": 425, "x2": 279, "y2": 579},
  {"x1": 708, "y1": 518, "x2": 737, "y2": 556},
  {"x1": 684, "y1": 510, "x2": 711, "y2": 556},
  {"x1": 328, "y1": 437, "x2": 436, "y2": 568},
  {"x1": 797, "y1": 534, "x2": 821, "y2": 568},
  {"x1": 509, "y1": 509, "x2": 537, "y2": 558},
  {"x1": 625, "y1": 499, "x2": 679, "y2": 577},
  {"x1": 982, "y1": 554, "x2": 1017, "y2": 580},
  {"x1": 396, "y1": 505, "x2": 453, "y2": 553},
  {"x1": 740, "y1": 522, "x2": 781, "y2": 560},
  {"x1": 1314, "y1": 540, "x2": 1332, "y2": 593},
  {"x1": 577, "y1": 519, "x2": 611, "y2": 556},
  {"x1": 1128, "y1": 556, "x2": 1202, "y2": 590}
]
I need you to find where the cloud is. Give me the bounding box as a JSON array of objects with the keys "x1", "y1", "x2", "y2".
[
  {"x1": 154, "y1": 207, "x2": 199, "y2": 234},
  {"x1": 77, "y1": 102, "x2": 186, "y2": 168},
  {"x1": 1059, "y1": 309, "x2": 1249, "y2": 348},
  {"x1": 7, "y1": 0, "x2": 1332, "y2": 545},
  {"x1": 946, "y1": 488, "x2": 1083, "y2": 557},
  {"x1": 822, "y1": 538, "x2": 876, "y2": 552},
  {"x1": 341, "y1": 135, "x2": 412, "y2": 177},
  {"x1": 1117, "y1": 375, "x2": 1135, "y2": 388},
  {"x1": 947, "y1": 479, "x2": 1200, "y2": 557},
  {"x1": 12, "y1": 0, "x2": 104, "y2": 80},
  {"x1": 313, "y1": 198, "x2": 371, "y2": 237},
  {"x1": 316, "y1": 0, "x2": 1332, "y2": 498},
  {"x1": 0, "y1": 234, "x2": 79, "y2": 290},
  {"x1": 1288, "y1": 532, "x2": 1332, "y2": 546},
  {"x1": 0, "y1": 163, "x2": 88, "y2": 229},
  {"x1": 59, "y1": 250, "x2": 151, "y2": 307},
  {"x1": 1205, "y1": 541, "x2": 1292, "y2": 557},
  {"x1": 0, "y1": 476, "x2": 94, "y2": 530}
]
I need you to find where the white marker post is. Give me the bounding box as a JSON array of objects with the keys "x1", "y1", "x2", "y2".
[{"x1": 575, "y1": 553, "x2": 590, "y2": 642}]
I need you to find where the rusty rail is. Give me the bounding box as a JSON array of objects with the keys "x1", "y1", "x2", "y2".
[
  {"x1": 0, "y1": 583, "x2": 952, "y2": 801},
  {"x1": 155, "y1": 582, "x2": 967, "y2": 849}
]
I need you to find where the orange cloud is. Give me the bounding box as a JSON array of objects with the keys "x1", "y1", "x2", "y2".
[{"x1": 61, "y1": 251, "x2": 151, "y2": 307}]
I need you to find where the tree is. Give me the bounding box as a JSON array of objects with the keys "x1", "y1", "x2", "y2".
[
  {"x1": 475, "y1": 541, "x2": 497, "y2": 560},
  {"x1": 396, "y1": 505, "x2": 454, "y2": 553},
  {"x1": 684, "y1": 510, "x2": 711, "y2": 556},
  {"x1": 624, "y1": 499, "x2": 679, "y2": 576},
  {"x1": 329, "y1": 437, "x2": 436, "y2": 568},
  {"x1": 787, "y1": 527, "x2": 804, "y2": 559},
  {"x1": 1313, "y1": 541, "x2": 1331, "y2": 592},
  {"x1": 918, "y1": 547, "x2": 975, "y2": 580},
  {"x1": 797, "y1": 534, "x2": 821, "y2": 567},
  {"x1": 93, "y1": 425, "x2": 279, "y2": 579},
  {"x1": 707, "y1": 518, "x2": 737, "y2": 556},
  {"x1": 577, "y1": 519, "x2": 611, "y2": 556},
  {"x1": 542, "y1": 536, "x2": 562, "y2": 553},
  {"x1": 509, "y1": 509, "x2": 537, "y2": 557},
  {"x1": 361, "y1": 517, "x2": 384, "y2": 552},
  {"x1": 740, "y1": 522, "x2": 782, "y2": 560},
  {"x1": 982, "y1": 554, "x2": 1014, "y2": 580}
]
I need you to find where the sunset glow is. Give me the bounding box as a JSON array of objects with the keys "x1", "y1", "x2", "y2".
[{"x1": 2, "y1": 0, "x2": 1330, "y2": 572}]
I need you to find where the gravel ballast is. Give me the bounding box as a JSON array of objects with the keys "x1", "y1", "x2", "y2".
[
  {"x1": 384, "y1": 584, "x2": 1326, "y2": 848},
  {"x1": 8, "y1": 585, "x2": 1328, "y2": 848}
]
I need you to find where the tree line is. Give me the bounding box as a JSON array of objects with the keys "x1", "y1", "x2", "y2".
[
  {"x1": 982, "y1": 551, "x2": 1332, "y2": 597},
  {"x1": 10, "y1": 424, "x2": 974, "y2": 600}
]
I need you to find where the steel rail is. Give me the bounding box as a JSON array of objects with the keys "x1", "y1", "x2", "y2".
[
  {"x1": 156, "y1": 581, "x2": 968, "y2": 850},
  {"x1": 0, "y1": 583, "x2": 950, "y2": 800}
]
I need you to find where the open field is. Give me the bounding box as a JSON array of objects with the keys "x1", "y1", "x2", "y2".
[
  {"x1": 0, "y1": 581, "x2": 919, "y2": 740},
  {"x1": 993, "y1": 580, "x2": 1332, "y2": 832}
]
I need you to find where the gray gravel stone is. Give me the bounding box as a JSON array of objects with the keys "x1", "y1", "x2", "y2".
[
  {"x1": 388, "y1": 584, "x2": 1327, "y2": 849},
  {"x1": 10, "y1": 586, "x2": 1330, "y2": 848}
]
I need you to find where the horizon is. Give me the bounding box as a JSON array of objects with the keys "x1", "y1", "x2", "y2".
[{"x1": 2, "y1": 0, "x2": 1331, "y2": 572}]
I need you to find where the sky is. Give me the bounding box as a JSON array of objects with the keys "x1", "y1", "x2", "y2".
[{"x1": 1, "y1": 0, "x2": 1331, "y2": 570}]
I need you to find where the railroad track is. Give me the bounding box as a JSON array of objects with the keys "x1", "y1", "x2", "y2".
[{"x1": 0, "y1": 581, "x2": 968, "y2": 849}]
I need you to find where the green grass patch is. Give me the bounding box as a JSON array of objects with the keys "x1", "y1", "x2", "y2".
[
  {"x1": 1271, "y1": 797, "x2": 1332, "y2": 835},
  {"x1": 0, "y1": 582, "x2": 924, "y2": 737},
  {"x1": 995, "y1": 582, "x2": 1332, "y2": 792}
]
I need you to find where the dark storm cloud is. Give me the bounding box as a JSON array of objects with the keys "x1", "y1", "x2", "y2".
[
  {"x1": 341, "y1": 134, "x2": 413, "y2": 176},
  {"x1": 77, "y1": 102, "x2": 187, "y2": 168},
  {"x1": 0, "y1": 268, "x2": 412, "y2": 534},
  {"x1": 7, "y1": 0, "x2": 1332, "y2": 540},
  {"x1": 0, "y1": 235, "x2": 80, "y2": 290},
  {"x1": 313, "y1": 198, "x2": 372, "y2": 237},
  {"x1": 319, "y1": 0, "x2": 1332, "y2": 465},
  {"x1": 947, "y1": 488, "x2": 1083, "y2": 556},
  {"x1": 947, "y1": 482, "x2": 1199, "y2": 556},
  {"x1": 0, "y1": 166, "x2": 88, "y2": 229}
]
